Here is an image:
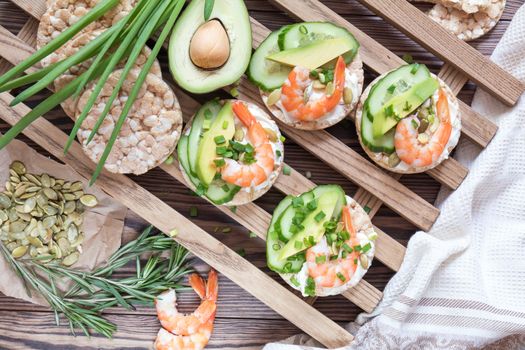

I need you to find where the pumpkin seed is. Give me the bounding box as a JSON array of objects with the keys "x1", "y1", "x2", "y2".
[
  {"x1": 9, "y1": 176, "x2": 20, "y2": 184},
  {"x1": 266, "y1": 89, "x2": 282, "y2": 106},
  {"x1": 343, "y1": 87, "x2": 354, "y2": 105},
  {"x1": 388, "y1": 152, "x2": 401, "y2": 168},
  {"x1": 43, "y1": 188, "x2": 58, "y2": 200},
  {"x1": 26, "y1": 174, "x2": 41, "y2": 186},
  {"x1": 359, "y1": 254, "x2": 369, "y2": 269},
  {"x1": 40, "y1": 173, "x2": 51, "y2": 188},
  {"x1": 10, "y1": 220, "x2": 27, "y2": 233},
  {"x1": 14, "y1": 185, "x2": 28, "y2": 198},
  {"x1": 325, "y1": 82, "x2": 335, "y2": 96},
  {"x1": 19, "y1": 192, "x2": 37, "y2": 199},
  {"x1": 73, "y1": 191, "x2": 84, "y2": 200},
  {"x1": 42, "y1": 216, "x2": 57, "y2": 229},
  {"x1": 80, "y1": 195, "x2": 98, "y2": 207},
  {"x1": 10, "y1": 161, "x2": 26, "y2": 175},
  {"x1": 0, "y1": 194, "x2": 11, "y2": 209},
  {"x1": 67, "y1": 225, "x2": 78, "y2": 242},
  {"x1": 264, "y1": 128, "x2": 278, "y2": 143},
  {"x1": 64, "y1": 201, "x2": 76, "y2": 214},
  {"x1": 27, "y1": 236, "x2": 43, "y2": 248},
  {"x1": 58, "y1": 237, "x2": 71, "y2": 253},
  {"x1": 44, "y1": 205, "x2": 58, "y2": 216},
  {"x1": 417, "y1": 133, "x2": 430, "y2": 145},
  {"x1": 23, "y1": 197, "x2": 36, "y2": 213},
  {"x1": 6, "y1": 241, "x2": 19, "y2": 251},
  {"x1": 70, "y1": 182, "x2": 83, "y2": 192},
  {"x1": 18, "y1": 212, "x2": 32, "y2": 222},
  {"x1": 36, "y1": 193, "x2": 48, "y2": 208},
  {"x1": 312, "y1": 80, "x2": 326, "y2": 89},
  {"x1": 63, "y1": 193, "x2": 76, "y2": 201},
  {"x1": 62, "y1": 252, "x2": 80, "y2": 266},
  {"x1": 11, "y1": 245, "x2": 28, "y2": 259},
  {"x1": 233, "y1": 128, "x2": 244, "y2": 142}
]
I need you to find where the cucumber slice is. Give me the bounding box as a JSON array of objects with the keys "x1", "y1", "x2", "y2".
[
  {"x1": 187, "y1": 100, "x2": 222, "y2": 175},
  {"x1": 205, "y1": 182, "x2": 241, "y2": 205},
  {"x1": 278, "y1": 185, "x2": 346, "y2": 243},
  {"x1": 279, "y1": 22, "x2": 359, "y2": 65},
  {"x1": 364, "y1": 63, "x2": 430, "y2": 122},
  {"x1": 267, "y1": 196, "x2": 305, "y2": 273},
  {"x1": 178, "y1": 135, "x2": 201, "y2": 187},
  {"x1": 247, "y1": 26, "x2": 293, "y2": 92},
  {"x1": 361, "y1": 110, "x2": 395, "y2": 154}
]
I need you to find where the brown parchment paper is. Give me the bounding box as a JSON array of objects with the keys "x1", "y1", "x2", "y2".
[{"x1": 0, "y1": 139, "x2": 128, "y2": 305}]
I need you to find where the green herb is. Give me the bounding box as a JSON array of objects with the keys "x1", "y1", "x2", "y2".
[
  {"x1": 190, "y1": 207, "x2": 198, "y2": 217},
  {"x1": 385, "y1": 104, "x2": 395, "y2": 117},
  {"x1": 315, "y1": 255, "x2": 327, "y2": 264},
  {"x1": 283, "y1": 165, "x2": 291, "y2": 176},
  {"x1": 294, "y1": 241, "x2": 303, "y2": 249},
  {"x1": 310, "y1": 70, "x2": 319, "y2": 79},
  {"x1": 204, "y1": 0, "x2": 215, "y2": 20},
  {"x1": 336, "y1": 272, "x2": 346, "y2": 282},
  {"x1": 0, "y1": 226, "x2": 191, "y2": 338},
  {"x1": 214, "y1": 135, "x2": 226, "y2": 145},
  {"x1": 249, "y1": 232, "x2": 257, "y2": 238},
  {"x1": 363, "y1": 205, "x2": 371, "y2": 214},
  {"x1": 214, "y1": 158, "x2": 226, "y2": 167},
  {"x1": 387, "y1": 84, "x2": 396, "y2": 94},
  {"x1": 314, "y1": 211, "x2": 326, "y2": 222},
  {"x1": 305, "y1": 277, "x2": 316, "y2": 296},
  {"x1": 196, "y1": 183, "x2": 206, "y2": 196},
  {"x1": 403, "y1": 100, "x2": 412, "y2": 112}
]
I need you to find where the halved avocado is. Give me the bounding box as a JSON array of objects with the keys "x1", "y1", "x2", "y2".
[{"x1": 169, "y1": 0, "x2": 252, "y2": 94}]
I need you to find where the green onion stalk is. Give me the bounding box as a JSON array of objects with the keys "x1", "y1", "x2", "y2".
[
  {"x1": 0, "y1": 0, "x2": 185, "y2": 184},
  {"x1": 0, "y1": 226, "x2": 193, "y2": 338}
]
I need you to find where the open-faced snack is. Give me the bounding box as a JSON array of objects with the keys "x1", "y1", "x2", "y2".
[
  {"x1": 266, "y1": 185, "x2": 377, "y2": 297},
  {"x1": 76, "y1": 69, "x2": 183, "y2": 175},
  {"x1": 45, "y1": 29, "x2": 162, "y2": 117},
  {"x1": 37, "y1": 0, "x2": 137, "y2": 50},
  {"x1": 169, "y1": 0, "x2": 252, "y2": 93},
  {"x1": 178, "y1": 99, "x2": 284, "y2": 206},
  {"x1": 249, "y1": 22, "x2": 364, "y2": 130},
  {"x1": 415, "y1": 0, "x2": 506, "y2": 41},
  {"x1": 355, "y1": 63, "x2": 461, "y2": 174}
]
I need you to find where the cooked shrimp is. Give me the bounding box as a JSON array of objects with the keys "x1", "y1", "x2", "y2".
[
  {"x1": 220, "y1": 101, "x2": 275, "y2": 188},
  {"x1": 155, "y1": 270, "x2": 218, "y2": 337},
  {"x1": 280, "y1": 56, "x2": 346, "y2": 121},
  {"x1": 394, "y1": 88, "x2": 452, "y2": 168},
  {"x1": 155, "y1": 318, "x2": 214, "y2": 350},
  {"x1": 306, "y1": 207, "x2": 359, "y2": 289}
]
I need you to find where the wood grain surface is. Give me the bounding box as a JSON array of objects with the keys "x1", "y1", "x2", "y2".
[{"x1": 0, "y1": 0, "x2": 522, "y2": 349}]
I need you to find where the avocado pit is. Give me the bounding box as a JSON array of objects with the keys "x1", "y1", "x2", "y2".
[{"x1": 189, "y1": 20, "x2": 231, "y2": 70}]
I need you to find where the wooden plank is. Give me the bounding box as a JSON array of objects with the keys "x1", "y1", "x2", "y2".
[
  {"x1": 357, "y1": 0, "x2": 524, "y2": 106},
  {"x1": 264, "y1": 0, "x2": 498, "y2": 148},
  {"x1": 0, "y1": 92, "x2": 354, "y2": 348},
  {"x1": 0, "y1": 17, "x2": 37, "y2": 73},
  {"x1": 0, "y1": 22, "x2": 390, "y2": 311}
]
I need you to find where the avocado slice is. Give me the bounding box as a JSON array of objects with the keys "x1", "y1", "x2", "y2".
[
  {"x1": 169, "y1": 0, "x2": 252, "y2": 94},
  {"x1": 266, "y1": 37, "x2": 353, "y2": 70},
  {"x1": 278, "y1": 191, "x2": 340, "y2": 261},
  {"x1": 372, "y1": 77, "x2": 439, "y2": 138},
  {"x1": 196, "y1": 102, "x2": 235, "y2": 185}
]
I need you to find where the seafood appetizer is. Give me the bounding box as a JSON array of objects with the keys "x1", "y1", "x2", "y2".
[
  {"x1": 414, "y1": 0, "x2": 505, "y2": 41},
  {"x1": 155, "y1": 270, "x2": 218, "y2": 350},
  {"x1": 169, "y1": 0, "x2": 252, "y2": 93},
  {"x1": 178, "y1": 100, "x2": 284, "y2": 206},
  {"x1": 267, "y1": 185, "x2": 377, "y2": 297},
  {"x1": 249, "y1": 22, "x2": 364, "y2": 130},
  {"x1": 356, "y1": 63, "x2": 461, "y2": 174}
]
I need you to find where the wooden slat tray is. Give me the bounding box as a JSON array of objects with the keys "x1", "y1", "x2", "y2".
[{"x1": 0, "y1": 0, "x2": 519, "y2": 347}]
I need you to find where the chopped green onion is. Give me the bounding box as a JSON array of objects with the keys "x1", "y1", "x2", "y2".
[
  {"x1": 354, "y1": 245, "x2": 362, "y2": 252},
  {"x1": 272, "y1": 243, "x2": 281, "y2": 251},
  {"x1": 214, "y1": 135, "x2": 226, "y2": 145},
  {"x1": 299, "y1": 25, "x2": 308, "y2": 34},
  {"x1": 216, "y1": 146, "x2": 227, "y2": 155},
  {"x1": 410, "y1": 63, "x2": 420, "y2": 74},
  {"x1": 339, "y1": 230, "x2": 350, "y2": 241},
  {"x1": 342, "y1": 243, "x2": 353, "y2": 253},
  {"x1": 214, "y1": 158, "x2": 226, "y2": 167},
  {"x1": 385, "y1": 104, "x2": 395, "y2": 117},
  {"x1": 249, "y1": 231, "x2": 257, "y2": 238},
  {"x1": 190, "y1": 207, "x2": 198, "y2": 217},
  {"x1": 204, "y1": 0, "x2": 215, "y2": 20},
  {"x1": 402, "y1": 53, "x2": 414, "y2": 64},
  {"x1": 204, "y1": 108, "x2": 213, "y2": 119},
  {"x1": 203, "y1": 119, "x2": 212, "y2": 131},
  {"x1": 236, "y1": 248, "x2": 246, "y2": 257},
  {"x1": 222, "y1": 227, "x2": 231, "y2": 233},
  {"x1": 229, "y1": 206, "x2": 237, "y2": 213},
  {"x1": 292, "y1": 197, "x2": 304, "y2": 208},
  {"x1": 168, "y1": 229, "x2": 178, "y2": 237},
  {"x1": 305, "y1": 277, "x2": 316, "y2": 296},
  {"x1": 307, "y1": 200, "x2": 318, "y2": 211},
  {"x1": 290, "y1": 276, "x2": 300, "y2": 287},
  {"x1": 363, "y1": 206, "x2": 371, "y2": 214},
  {"x1": 164, "y1": 155, "x2": 174, "y2": 165},
  {"x1": 196, "y1": 184, "x2": 206, "y2": 196},
  {"x1": 230, "y1": 87, "x2": 239, "y2": 97},
  {"x1": 330, "y1": 255, "x2": 338, "y2": 261},
  {"x1": 221, "y1": 184, "x2": 230, "y2": 192},
  {"x1": 315, "y1": 255, "x2": 326, "y2": 264},
  {"x1": 222, "y1": 120, "x2": 229, "y2": 130},
  {"x1": 354, "y1": 258, "x2": 358, "y2": 264},
  {"x1": 411, "y1": 119, "x2": 419, "y2": 130},
  {"x1": 280, "y1": 135, "x2": 286, "y2": 143},
  {"x1": 361, "y1": 242, "x2": 372, "y2": 253},
  {"x1": 336, "y1": 272, "x2": 346, "y2": 282},
  {"x1": 314, "y1": 211, "x2": 326, "y2": 222},
  {"x1": 283, "y1": 165, "x2": 291, "y2": 176},
  {"x1": 342, "y1": 250, "x2": 348, "y2": 258},
  {"x1": 387, "y1": 84, "x2": 396, "y2": 94},
  {"x1": 276, "y1": 150, "x2": 282, "y2": 158}
]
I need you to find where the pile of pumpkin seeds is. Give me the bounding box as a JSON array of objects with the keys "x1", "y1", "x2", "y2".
[{"x1": 0, "y1": 161, "x2": 98, "y2": 266}]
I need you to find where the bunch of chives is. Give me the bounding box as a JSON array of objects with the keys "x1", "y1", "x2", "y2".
[{"x1": 0, "y1": 0, "x2": 185, "y2": 184}]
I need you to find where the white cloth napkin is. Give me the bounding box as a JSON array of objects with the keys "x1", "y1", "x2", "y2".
[{"x1": 264, "y1": 4, "x2": 525, "y2": 350}]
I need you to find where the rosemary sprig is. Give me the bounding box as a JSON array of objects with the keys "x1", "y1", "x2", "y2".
[{"x1": 0, "y1": 226, "x2": 192, "y2": 338}]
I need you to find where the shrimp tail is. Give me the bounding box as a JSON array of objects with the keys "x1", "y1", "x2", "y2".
[
  {"x1": 342, "y1": 206, "x2": 356, "y2": 237},
  {"x1": 205, "y1": 269, "x2": 219, "y2": 302},
  {"x1": 232, "y1": 101, "x2": 255, "y2": 127},
  {"x1": 189, "y1": 274, "x2": 206, "y2": 300}
]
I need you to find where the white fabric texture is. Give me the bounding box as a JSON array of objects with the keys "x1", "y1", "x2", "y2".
[{"x1": 264, "y1": 4, "x2": 525, "y2": 350}]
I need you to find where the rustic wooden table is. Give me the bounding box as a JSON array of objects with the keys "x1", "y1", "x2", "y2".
[{"x1": 0, "y1": 0, "x2": 522, "y2": 349}]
